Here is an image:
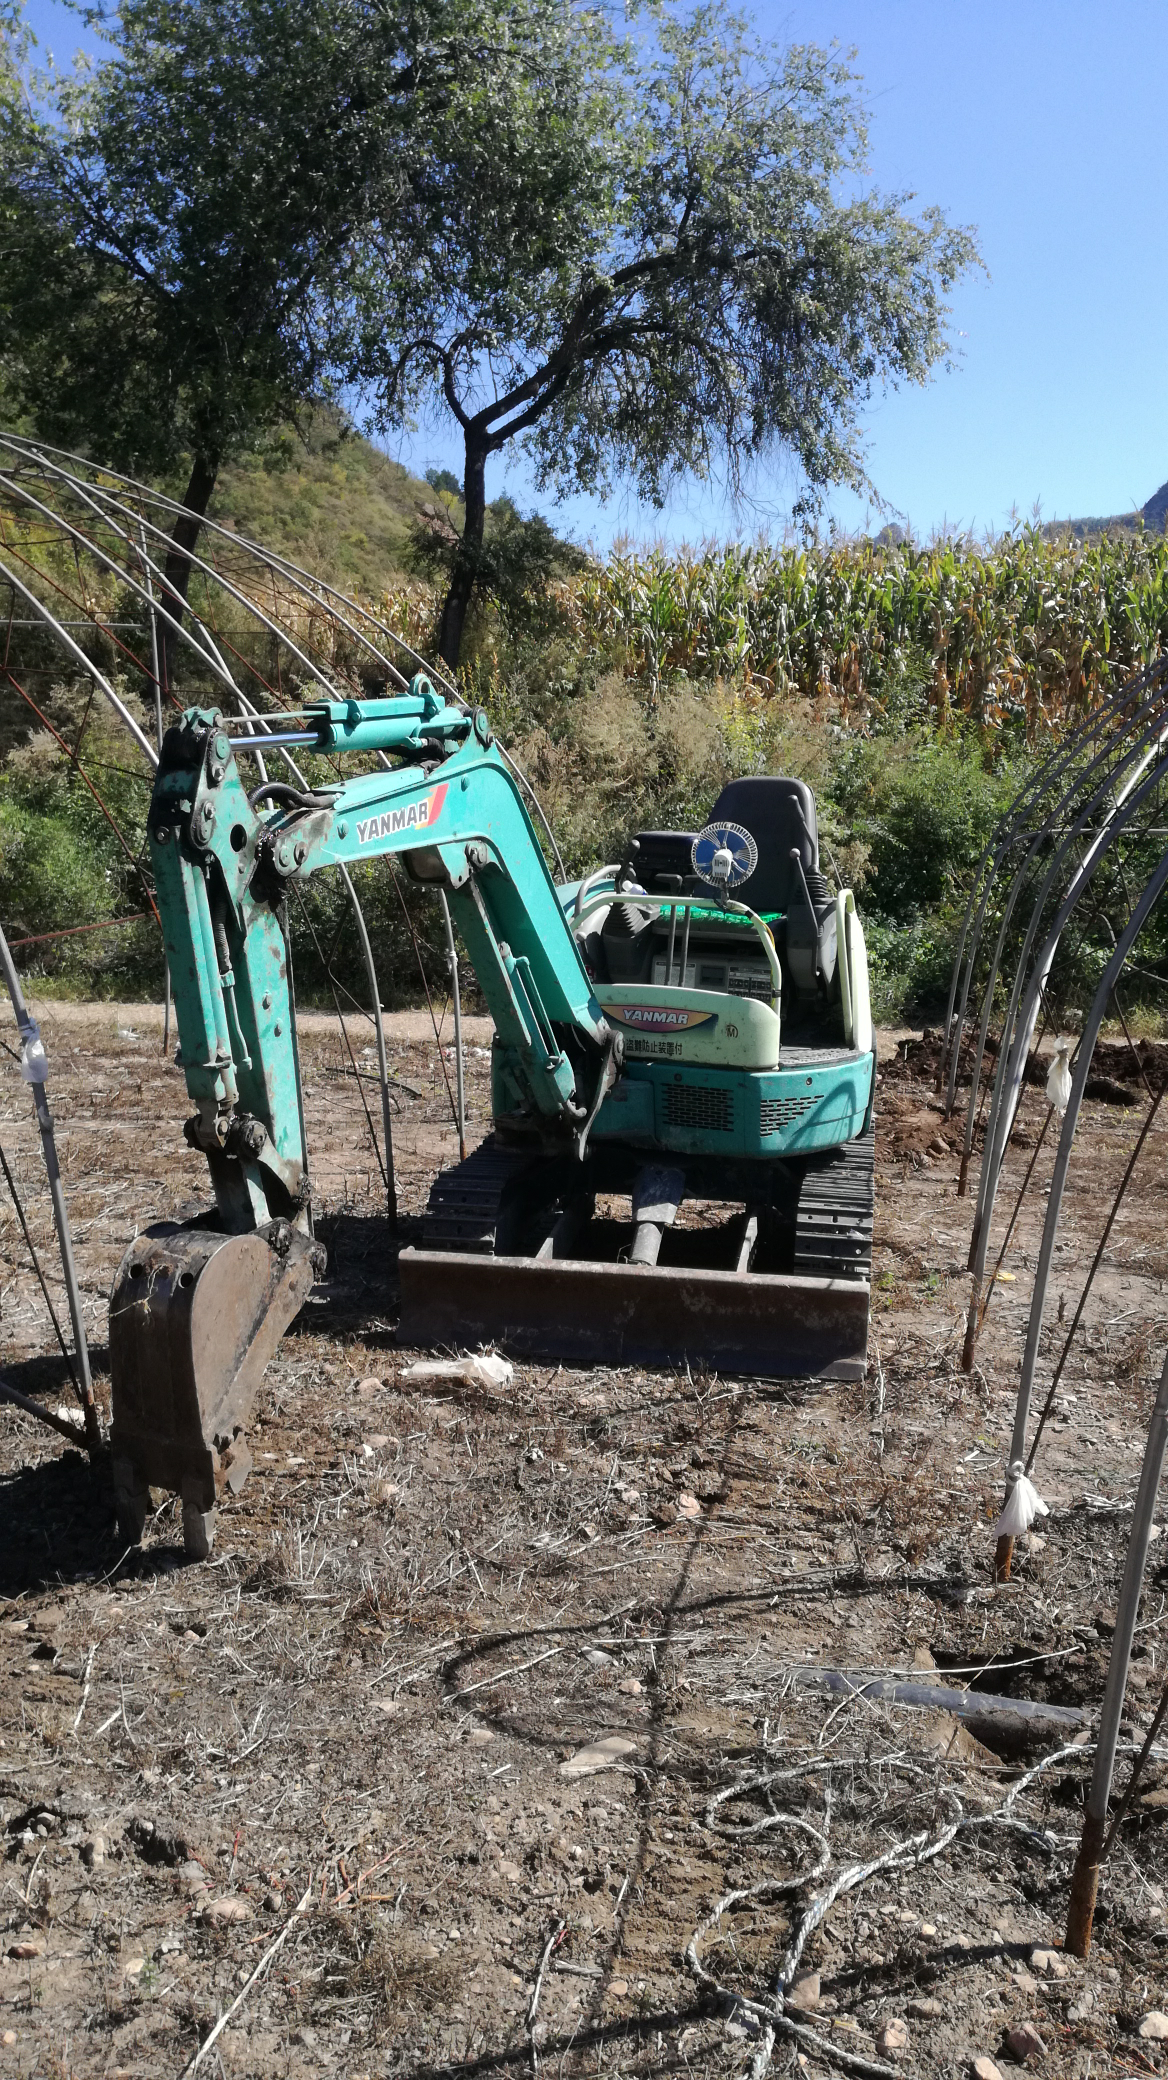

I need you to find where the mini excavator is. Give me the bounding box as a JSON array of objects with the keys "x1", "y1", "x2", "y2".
[{"x1": 109, "y1": 681, "x2": 875, "y2": 1554}]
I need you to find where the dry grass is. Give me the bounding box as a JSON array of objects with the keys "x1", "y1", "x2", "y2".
[{"x1": 0, "y1": 1009, "x2": 1164, "y2": 2077}]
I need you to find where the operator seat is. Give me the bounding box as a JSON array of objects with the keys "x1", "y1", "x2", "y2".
[
  {"x1": 595, "y1": 829, "x2": 696, "y2": 982},
  {"x1": 602, "y1": 777, "x2": 839, "y2": 996},
  {"x1": 709, "y1": 776, "x2": 837, "y2": 995}
]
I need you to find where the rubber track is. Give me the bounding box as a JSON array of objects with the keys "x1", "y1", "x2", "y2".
[
  {"x1": 420, "y1": 1140, "x2": 533, "y2": 1253},
  {"x1": 424, "y1": 1128, "x2": 876, "y2": 1282},
  {"x1": 792, "y1": 1125, "x2": 875, "y2": 1282}
]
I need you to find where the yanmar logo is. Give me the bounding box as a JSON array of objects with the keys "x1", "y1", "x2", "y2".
[
  {"x1": 608, "y1": 1004, "x2": 717, "y2": 1033},
  {"x1": 356, "y1": 782, "x2": 447, "y2": 846}
]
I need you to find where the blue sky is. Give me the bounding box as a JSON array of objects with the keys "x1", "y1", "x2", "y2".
[{"x1": 20, "y1": 0, "x2": 1168, "y2": 550}]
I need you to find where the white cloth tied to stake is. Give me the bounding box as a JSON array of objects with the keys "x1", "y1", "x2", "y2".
[
  {"x1": 1045, "y1": 1036, "x2": 1074, "y2": 1115},
  {"x1": 993, "y1": 1458, "x2": 1050, "y2": 1539}
]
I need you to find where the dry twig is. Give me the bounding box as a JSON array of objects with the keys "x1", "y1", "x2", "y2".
[
  {"x1": 71, "y1": 1645, "x2": 96, "y2": 1734},
  {"x1": 177, "y1": 1878, "x2": 314, "y2": 2078},
  {"x1": 527, "y1": 1918, "x2": 566, "y2": 2076},
  {"x1": 687, "y1": 1741, "x2": 1088, "y2": 2080}
]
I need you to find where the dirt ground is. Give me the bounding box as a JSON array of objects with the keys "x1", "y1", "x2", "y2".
[{"x1": 0, "y1": 1002, "x2": 1165, "y2": 2080}]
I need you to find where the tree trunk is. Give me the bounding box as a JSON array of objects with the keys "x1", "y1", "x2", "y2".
[
  {"x1": 437, "y1": 438, "x2": 487, "y2": 671},
  {"x1": 160, "y1": 451, "x2": 218, "y2": 693}
]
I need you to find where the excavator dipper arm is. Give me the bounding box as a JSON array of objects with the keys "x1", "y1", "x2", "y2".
[{"x1": 110, "y1": 682, "x2": 613, "y2": 1553}]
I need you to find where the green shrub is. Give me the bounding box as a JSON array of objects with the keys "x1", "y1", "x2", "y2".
[
  {"x1": 0, "y1": 700, "x2": 457, "y2": 1011},
  {"x1": 862, "y1": 915, "x2": 962, "y2": 1023},
  {"x1": 827, "y1": 731, "x2": 1024, "y2": 928},
  {"x1": 0, "y1": 709, "x2": 162, "y2": 996}
]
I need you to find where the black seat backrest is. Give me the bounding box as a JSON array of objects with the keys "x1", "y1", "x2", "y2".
[
  {"x1": 628, "y1": 830, "x2": 696, "y2": 892},
  {"x1": 708, "y1": 777, "x2": 819, "y2": 915}
]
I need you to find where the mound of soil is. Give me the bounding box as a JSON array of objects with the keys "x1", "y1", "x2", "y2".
[{"x1": 900, "y1": 1026, "x2": 1161, "y2": 1107}]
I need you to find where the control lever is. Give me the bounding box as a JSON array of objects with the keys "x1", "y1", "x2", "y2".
[
  {"x1": 615, "y1": 836, "x2": 641, "y2": 892},
  {"x1": 790, "y1": 846, "x2": 822, "y2": 979}
]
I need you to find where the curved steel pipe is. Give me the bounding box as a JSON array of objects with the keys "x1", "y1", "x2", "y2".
[
  {"x1": 1, "y1": 430, "x2": 566, "y2": 1194},
  {"x1": 0, "y1": 430, "x2": 416, "y2": 691},
  {"x1": 338, "y1": 864, "x2": 397, "y2": 1226},
  {"x1": 2, "y1": 431, "x2": 567, "y2": 874},
  {"x1": 963, "y1": 745, "x2": 1168, "y2": 1368},
  {"x1": 941, "y1": 690, "x2": 1139, "y2": 1117},
  {"x1": 1065, "y1": 1353, "x2": 1168, "y2": 1957},
  {"x1": 230, "y1": 695, "x2": 398, "y2": 1218},
  {"x1": 971, "y1": 739, "x2": 1168, "y2": 1284},
  {"x1": 962, "y1": 672, "x2": 1168, "y2": 1150},
  {"x1": 0, "y1": 473, "x2": 253, "y2": 718},
  {"x1": 138, "y1": 522, "x2": 172, "y2": 1052},
  {"x1": 941, "y1": 669, "x2": 1163, "y2": 1116},
  {"x1": 944, "y1": 826, "x2": 1038, "y2": 1120},
  {"x1": 0, "y1": 928, "x2": 100, "y2": 1456},
  {"x1": 954, "y1": 827, "x2": 1051, "y2": 1184},
  {"x1": 0, "y1": 445, "x2": 344, "y2": 708},
  {"x1": 1004, "y1": 843, "x2": 1168, "y2": 1481},
  {"x1": 439, "y1": 888, "x2": 467, "y2": 1164},
  {"x1": 0, "y1": 553, "x2": 159, "y2": 767},
  {"x1": 940, "y1": 718, "x2": 1092, "y2": 1092},
  {"x1": 954, "y1": 685, "x2": 1161, "y2": 1188},
  {"x1": 969, "y1": 690, "x2": 1168, "y2": 1260}
]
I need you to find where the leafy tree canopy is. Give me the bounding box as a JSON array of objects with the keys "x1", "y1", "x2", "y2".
[
  {"x1": 1, "y1": 0, "x2": 981, "y2": 670},
  {"x1": 1, "y1": 0, "x2": 436, "y2": 647},
  {"x1": 4, "y1": 1, "x2": 377, "y2": 481},
  {"x1": 0, "y1": 0, "x2": 527, "y2": 631},
  {"x1": 357, "y1": 1, "x2": 982, "y2": 662}
]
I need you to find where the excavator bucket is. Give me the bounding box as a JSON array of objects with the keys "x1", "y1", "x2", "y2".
[
  {"x1": 109, "y1": 1224, "x2": 320, "y2": 1556},
  {"x1": 398, "y1": 1250, "x2": 869, "y2": 1380}
]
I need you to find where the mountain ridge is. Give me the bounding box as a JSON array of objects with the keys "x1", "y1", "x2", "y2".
[{"x1": 1043, "y1": 477, "x2": 1168, "y2": 541}]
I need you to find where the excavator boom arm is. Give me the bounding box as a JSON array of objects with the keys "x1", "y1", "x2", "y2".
[{"x1": 150, "y1": 684, "x2": 610, "y2": 1235}]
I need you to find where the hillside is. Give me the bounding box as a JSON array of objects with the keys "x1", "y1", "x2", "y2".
[
  {"x1": 11, "y1": 417, "x2": 1168, "y2": 1020},
  {"x1": 209, "y1": 419, "x2": 1168, "y2": 563},
  {"x1": 206, "y1": 414, "x2": 459, "y2": 595},
  {"x1": 1142, "y1": 476, "x2": 1168, "y2": 531},
  {"x1": 1044, "y1": 475, "x2": 1168, "y2": 540}
]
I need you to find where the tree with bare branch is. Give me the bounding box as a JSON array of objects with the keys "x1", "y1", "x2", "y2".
[{"x1": 358, "y1": 4, "x2": 981, "y2": 664}]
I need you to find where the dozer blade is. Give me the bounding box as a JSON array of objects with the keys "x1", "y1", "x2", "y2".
[
  {"x1": 109, "y1": 1224, "x2": 320, "y2": 1555},
  {"x1": 398, "y1": 1250, "x2": 869, "y2": 1382}
]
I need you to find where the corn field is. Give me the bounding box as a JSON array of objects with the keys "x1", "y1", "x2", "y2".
[
  {"x1": 567, "y1": 526, "x2": 1168, "y2": 738},
  {"x1": 9, "y1": 484, "x2": 1168, "y2": 747}
]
